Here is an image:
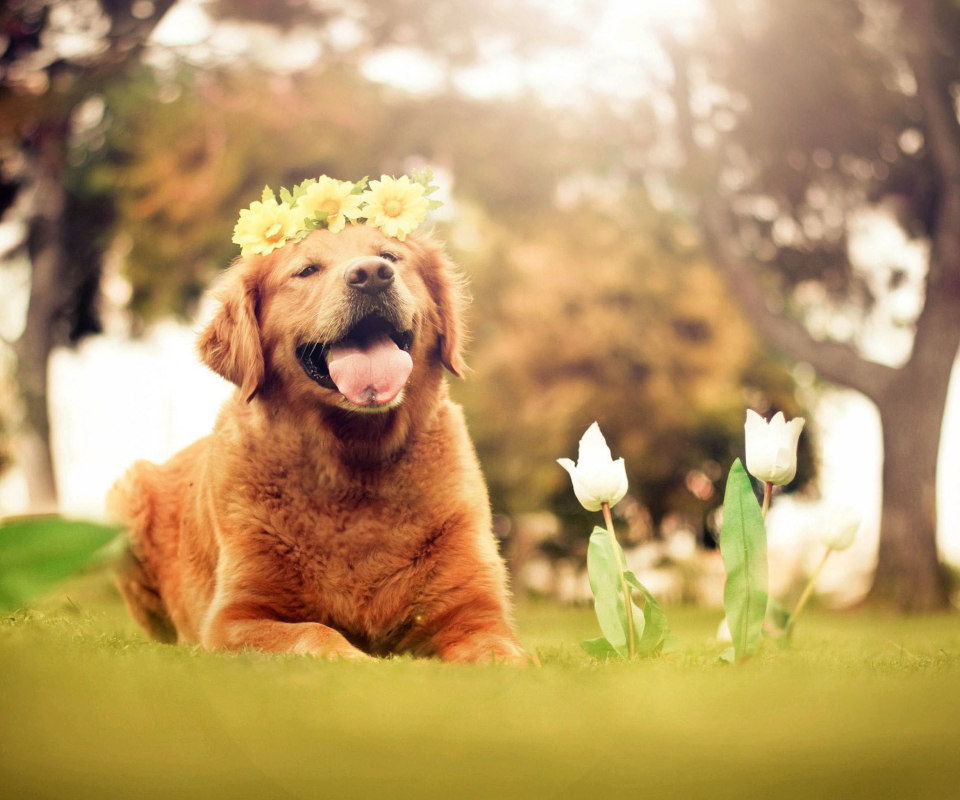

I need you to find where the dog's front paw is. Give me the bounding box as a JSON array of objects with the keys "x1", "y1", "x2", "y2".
[
  {"x1": 441, "y1": 634, "x2": 529, "y2": 666},
  {"x1": 294, "y1": 627, "x2": 376, "y2": 661}
]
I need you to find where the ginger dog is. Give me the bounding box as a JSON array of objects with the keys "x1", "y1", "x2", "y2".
[{"x1": 109, "y1": 226, "x2": 524, "y2": 663}]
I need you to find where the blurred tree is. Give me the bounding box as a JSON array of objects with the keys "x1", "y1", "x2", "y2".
[
  {"x1": 0, "y1": 410, "x2": 11, "y2": 482},
  {"x1": 93, "y1": 63, "x2": 810, "y2": 534},
  {"x1": 0, "y1": 0, "x2": 177, "y2": 510},
  {"x1": 95, "y1": 68, "x2": 649, "y2": 317},
  {"x1": 452, "y1": 197, "x2": 811, "y2": 541},
  {"x1": 2, "y1": 0, "x2": 811, "y2": 551},
  {"x1": 0, "y1": 0, "x2": 570, "y2": 509},
  {"x1": 89, "y1": 66, "x2": 395, "y2": 321},
  {"x1": 666, "y1": 0, "x2": 959, "y2": 610}
]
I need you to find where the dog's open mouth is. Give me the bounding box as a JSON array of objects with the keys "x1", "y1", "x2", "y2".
[{"x1": 296, "y1": 316, "x2": 414, "y2": 408}]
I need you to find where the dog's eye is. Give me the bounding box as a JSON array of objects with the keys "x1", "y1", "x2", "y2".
[
  {"x1": 379, "y1": 251, "x2": 399, "y2": 263},
  {"x1": 296, "y1": 264, "x2": 321, "y2": 278}
]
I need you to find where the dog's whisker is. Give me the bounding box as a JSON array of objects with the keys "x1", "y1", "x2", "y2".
[{"x1": 290, "y1": 308, "x2": 326, "y2": 347}]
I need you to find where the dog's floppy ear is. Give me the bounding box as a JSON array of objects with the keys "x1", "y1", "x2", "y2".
[
  {"x1": 421, "y1": 243, "x2": 468, "y2": 378},
  {"x1": 197, "y1": 262, "x2": 265, "y2": 402}
]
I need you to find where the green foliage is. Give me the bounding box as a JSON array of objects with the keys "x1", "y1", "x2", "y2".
[
  {"x1": 764, "y1": 593, "x2": 791, "y2": 636},
  {"x1": 584, "y1": 525, "x2": 637, "y2": 658},
  {"x1": 457, "y1": 204, "x2": 810, "y2": 527},
  {"x1": 71, "y1": 24, "x2": 811, "y2": 531},
  {"x1": 582, "y1": 525, "x2": 668, "y2": 660},
  {"x1": 685, "y1": 0, "x2": 960, "y2": 306},
  {"x1": 0, "y1": 518, "x2": 121, "y2": 611},
  {"x1": 410, "y1": 166, "x2": 444, "y2": 210},
  {"x1": 89, "y1": 67, "x2": 399, "y2": 320},
  {"x1": 303, "y1": 210, "x2": 330, "y2": 231},
  {"x1": 625, "y1": 570, "x2": 670, "y2": 657},
  {"x1": 720, "y1": 460, "x2": 768, "y2": 662},
  {"x1": 717, "y1": 646, "x2": 736, "y2": 664},
  {"x1": 580, "y1": 635, "x2": 620, "y2": 660},
  {"x1": 279, "y1": 178, "x2": 317, "y2": 208},
  {"x1": 80, "y1": 61, "x2": 811, "y2": 530}
]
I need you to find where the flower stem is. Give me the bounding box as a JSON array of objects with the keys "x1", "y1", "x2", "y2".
[
  {"x1": 786, "y1": 548, "x2": 833, "y2": 640},
  {"x1": 761, "y1": 481, "x2": 773, "y2": 520},
  {"x1": 602, "y1": 502, "x2": 636, "y2": 659}
]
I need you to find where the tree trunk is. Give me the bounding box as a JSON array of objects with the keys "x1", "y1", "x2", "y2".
[
  {"x1": 872, "y1": 0, "x2": 960, "y2": 609},
  {"x1": 871, "y1": 373, "x2": 950, "y2": 611},
  {"x1": 2, "y1": 0, "x2": 179, "y2": 513},
  {"x1": 698, "y1": 190, "x2": 958, "y2": 611},
  {"x1": 868, "y1": 282, "x2": 960, "y2": 611},
  {"x1": 14, "y1": 121, "x2": 69, "y2": 513},
  {"x1": 667, "y1": 4, "x2": 960, "y2": 613}
]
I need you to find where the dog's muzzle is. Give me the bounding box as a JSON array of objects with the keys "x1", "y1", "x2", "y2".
[{"x1": 297, "y1": 312, "x2": 414, "y2": 408}]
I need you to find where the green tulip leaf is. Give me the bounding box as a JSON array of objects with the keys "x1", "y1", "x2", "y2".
[
  {"x1": 660, "y1": 634, "x2": 682, "y2": 655},
  {"x1": 586, "y1": 526, "x2": 640, "y2": 658},
  {"x1": 720, "y1": 459, "x2": 768, "y2": 663},
  {"x1": 580, "y1": 636, "x2": 620, "y2": 660},
  {"x1": 717, "y1": 646, "x2": 736, "y2": 665},
  {"x1": 0, "y1": 517, "x2": 122, "y2": 611},
  {"x1": 625, "y1": 570, "x2": 670, "y2": 656},
  {"x1": 763, "y1": 592, "x2": 791, "y2": 634}
]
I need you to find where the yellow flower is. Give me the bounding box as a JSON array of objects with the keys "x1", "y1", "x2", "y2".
[
  {"x1": 361, "y1": 175, "x2": 429, "y2": 241},
  {"x1": 232, "y1": 193, "x2": 301, "y2": 256},
  {"x1": 295, "y1": 176, "x2": 364, "y2": 233}
]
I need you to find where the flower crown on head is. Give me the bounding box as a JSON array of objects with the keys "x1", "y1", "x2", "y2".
[{"x1": 232, "y1": 169, "x2": 443, "y2": 257}]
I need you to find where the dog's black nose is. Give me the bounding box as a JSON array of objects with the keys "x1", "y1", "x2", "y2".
[{"x1": 345, "y1": 258, "x2": 395, "y2": 295}]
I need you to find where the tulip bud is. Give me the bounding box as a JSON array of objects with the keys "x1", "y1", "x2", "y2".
[
  {"x1": 818, "y1": 507, "x2": 859, "y2": 552},
  {"x1": 744, "y1": 410, "x2": 805, "y2": 486},
  {"x1": 557, "y1": 422, "x2": 629, "y2": 512},
  {"x1": 716, "y1": 617, "x2": 732, "y2": 643}
]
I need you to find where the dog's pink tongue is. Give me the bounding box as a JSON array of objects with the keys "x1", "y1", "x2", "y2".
[{"x1": 326, "y1": 334, "x2": 413, "y2": 407}]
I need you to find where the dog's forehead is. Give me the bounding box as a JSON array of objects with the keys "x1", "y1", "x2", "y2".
[{"x1": 286, "y1": 226, "x2": 401, "y2": 264}]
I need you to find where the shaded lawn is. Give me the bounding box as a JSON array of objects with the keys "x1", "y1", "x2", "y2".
[{"x1": 1, "y1": 569, "x2": 959, "y2": 799}]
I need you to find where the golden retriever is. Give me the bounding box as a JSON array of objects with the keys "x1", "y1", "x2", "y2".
[{"x1": 108, "y1": 225, "x2": 524, "y2": 663}]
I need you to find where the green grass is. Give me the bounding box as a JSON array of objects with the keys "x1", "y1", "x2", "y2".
[{"x1": 2, "y1": 569, "x2": 959, "y2": 799}]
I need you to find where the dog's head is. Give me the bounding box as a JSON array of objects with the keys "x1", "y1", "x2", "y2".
[{"x1": 197, "y1": 225, "x2": 466, "y2": 424}]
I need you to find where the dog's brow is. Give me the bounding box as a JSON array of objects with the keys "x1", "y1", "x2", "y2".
[{"x1": 291, "y1": 260, "x2": 325, "y2": 276}]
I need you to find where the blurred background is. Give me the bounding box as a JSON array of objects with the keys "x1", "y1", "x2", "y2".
[{"x1": 1, "y1": 0, "x2": 959, "y2": 614}]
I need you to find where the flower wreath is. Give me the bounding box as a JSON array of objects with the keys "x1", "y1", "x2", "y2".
[{"x1": 232, "y1": 169, "x2": 443, "y2": 257}]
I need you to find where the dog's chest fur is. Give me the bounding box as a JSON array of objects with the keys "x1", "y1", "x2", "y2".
[{"x1": 232, "y1": 446, "x2": 463, "y2": 653}]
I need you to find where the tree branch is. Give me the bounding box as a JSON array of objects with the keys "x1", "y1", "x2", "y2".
[
  {"x1": 699, "y1": 198, "x2": 897, "y2": 400},
  {"x1": 900, "y1": 0, "x2": 960, "y2": 377},
  {"x1": 901, "y1": 0, "x2": 960, "y2": 298},
  {"x1": 665, "y1": 39, "x2": 898, "y2": 401},
  {"x1": 902, "y1": 0, "x2": 960, "y2": 186}
]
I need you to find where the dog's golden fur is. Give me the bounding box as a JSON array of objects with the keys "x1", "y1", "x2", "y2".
[{"x1": 109, "y1": 226, "x2": 524, "y2": 663}]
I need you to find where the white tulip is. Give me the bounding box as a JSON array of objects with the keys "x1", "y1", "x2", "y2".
[
  {"x1": 818, "y1": 507, "x2": 860, "y2": 552},
  {"x1": 744, "y1": 409, "x2": 805, "y2": 486},
  {"x1": 557, "y1": 422, "x2": 629, "y2": 512}
]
